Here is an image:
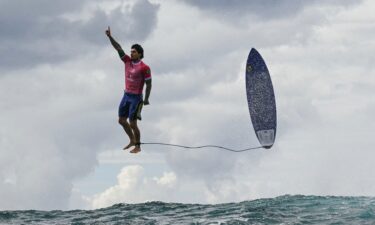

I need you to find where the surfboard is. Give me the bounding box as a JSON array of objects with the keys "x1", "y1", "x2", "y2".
[{"x1": 246, "y1": 48, "x2": 277, "y2": 149}]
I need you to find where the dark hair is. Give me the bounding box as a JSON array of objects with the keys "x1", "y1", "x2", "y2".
[{"x1": 131, "y1": 44, "x2": 144, "y2": 59}]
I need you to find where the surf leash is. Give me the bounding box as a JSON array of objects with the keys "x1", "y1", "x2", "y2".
[{"x1": 139, "y1": 142, "x2": 264, "y2": 152}]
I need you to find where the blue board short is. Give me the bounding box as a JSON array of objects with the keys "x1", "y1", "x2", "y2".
[{"x1": 118, "y1": 92, "x2": 143, "y2": 120}]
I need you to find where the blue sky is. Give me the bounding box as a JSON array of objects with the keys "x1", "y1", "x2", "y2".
[{"x1": 1, "y1": 0, "x2": 375, "y2": 210}]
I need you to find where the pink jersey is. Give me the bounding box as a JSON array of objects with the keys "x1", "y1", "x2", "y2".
[{"x1": 121, "y1": 54, "x2": 151, "y2": 94}]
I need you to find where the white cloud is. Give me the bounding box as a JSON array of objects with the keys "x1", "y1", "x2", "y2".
[
  {"x1": 153, "y1": 172, "x2": 177, "y2": 187},
  {"x1": 90, "y1": 165, "x2": 178, "y2": 209}
]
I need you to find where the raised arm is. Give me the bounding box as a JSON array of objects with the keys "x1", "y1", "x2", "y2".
[{"x1": 105, "y1": 26, "x2": 122, "y2": 51}]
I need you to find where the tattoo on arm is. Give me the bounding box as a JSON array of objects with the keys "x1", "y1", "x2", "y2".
[
  {"x1": 145, "y1": 79, "x2": 152, "y2": 102},
  {"x1": 109, "y1": 36, "x2": 122, "y2": 50}
]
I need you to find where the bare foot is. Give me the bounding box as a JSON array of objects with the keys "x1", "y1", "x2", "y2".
[
  {"x1": 130, "y1": 145, "x2": 141, "y2": 154},
  {"x1": 123, "y1": 142, "x2": 135, "y2": 150}
]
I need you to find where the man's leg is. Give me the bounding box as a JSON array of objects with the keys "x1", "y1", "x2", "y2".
[
  {"x1": 119, "y1": 117, "x2": 135, "y2": 150},
  {"x1": 129, "y1": 119, "x2": 141, "y2": 153}
]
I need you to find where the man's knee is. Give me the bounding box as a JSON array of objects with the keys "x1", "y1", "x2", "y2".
[
  {"x1": 129, "y1": 120, "x2": 138, "y2": 129},
  {"x1": 118, "y1": 117, "x2": 128, "y2": 126}
]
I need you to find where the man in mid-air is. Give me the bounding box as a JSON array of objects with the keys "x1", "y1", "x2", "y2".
[{"x1": 105, "y1": 26, "x2": 152, "y2": 154}]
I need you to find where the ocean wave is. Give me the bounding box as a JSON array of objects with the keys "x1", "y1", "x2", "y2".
[{"x1": 1, "y1": 195, "x2": 375, "y2": 225}]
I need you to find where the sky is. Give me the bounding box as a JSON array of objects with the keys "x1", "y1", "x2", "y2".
[{"x1": 0, "y1": 0, "x2": 375, "y2": 210}]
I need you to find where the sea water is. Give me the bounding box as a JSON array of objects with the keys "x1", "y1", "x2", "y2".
[{"x1": 1, "y1": 195, "x2": 374, "y2": 225}]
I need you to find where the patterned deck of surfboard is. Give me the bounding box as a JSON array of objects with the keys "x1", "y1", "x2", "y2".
[{"x1": 246, "y1": 48, "x2": 277, "y2": 149}]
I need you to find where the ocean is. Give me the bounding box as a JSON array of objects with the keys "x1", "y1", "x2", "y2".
[{"x1": 1, "y1": 195, "x2": 374, "y2": 225}]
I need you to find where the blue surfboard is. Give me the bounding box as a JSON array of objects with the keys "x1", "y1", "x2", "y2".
[{"x1": 246, "y1": 48, "x2": 277, "y2": 149}]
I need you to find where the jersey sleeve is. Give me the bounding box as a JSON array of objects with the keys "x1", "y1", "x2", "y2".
[
  {"x1": 118, "y1": 49, "x2": 130, "y2": 63},
  {"x1": 144, "y1": 65, "x2": 152, "y2": 81}
]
